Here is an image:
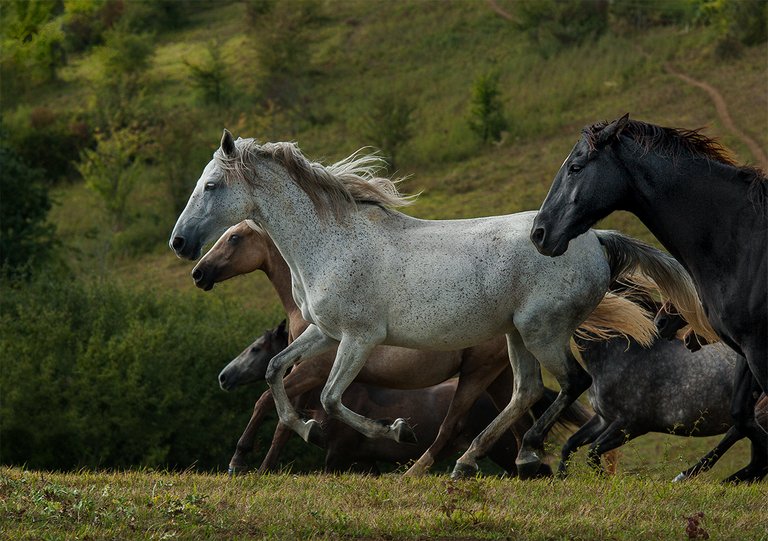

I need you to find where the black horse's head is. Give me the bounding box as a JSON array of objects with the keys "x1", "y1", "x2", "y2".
[{"x1": 532, "y1": 114, "x2": 631, "y2": 256}]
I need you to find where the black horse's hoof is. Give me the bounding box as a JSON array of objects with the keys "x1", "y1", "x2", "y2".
[
  {"x1": 307, "y1": 420, "x2": 327, "y2": 448},
  {"x1": 450, "y1": 461, "x2": 479, "y2": 479},
  {"x1": 534, "y1": 463, "x2": 553, "y2": 478},
  {"x1": 516, "y1": 452, "x2": 542, "y2": 481},
  {"x1": 392, "y1": 418, "x2": 417, "y2": 444},
  {"x1": 722, "y1": 464, "x2": 768, "y2": 484},
  {"x1": 228, "y1": 466, "x2": 240, "y2": 477}
]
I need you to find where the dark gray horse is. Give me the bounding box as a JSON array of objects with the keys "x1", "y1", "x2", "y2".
[
  {"x1": 220, "y1": 323, "x2": 587, "y2": 475},
  {"x1": 561, "y1": 333, "x2": 768, "y2": 480}
]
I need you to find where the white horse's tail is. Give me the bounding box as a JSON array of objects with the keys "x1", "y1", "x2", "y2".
[
  {"x1": 595, "y1": 230, "x2": 719, "y2": 344},
  {"x1": 576, "y1": 292, "x2": 656, "y2": 348}
]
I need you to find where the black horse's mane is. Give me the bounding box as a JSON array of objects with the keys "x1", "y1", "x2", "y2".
[{"x1": 585, "y1": 119, "x2": 767, "y2": 210}]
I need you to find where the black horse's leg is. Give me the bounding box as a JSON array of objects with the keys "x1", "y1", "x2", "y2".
[
  {"x1": 517, "y1": 353, "x2": 592, "y2": 480},
  {"x1": 558, "y1": 415, "x2": 608, "y2": 477},
  {"x1": 723, "y1": 358, "x2": 767, "y2": 483},
  {"x1": 585, "y1": 419, "x2": 633, "y2": 474},
  {"x1": 672, "y1": 426, "x2": 743, "y2": 482}
]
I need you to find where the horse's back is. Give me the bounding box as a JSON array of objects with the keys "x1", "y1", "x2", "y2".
[{"x1": 585, "y1": 338, "x2": 736, "y2": 435}]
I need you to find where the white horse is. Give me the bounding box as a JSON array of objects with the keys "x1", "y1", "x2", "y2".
[{"x1": 170, "y1": 130, "x2": 703, "y2": 478}]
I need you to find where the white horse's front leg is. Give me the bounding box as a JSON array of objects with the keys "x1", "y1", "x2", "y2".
[
  {"x1": 265, "y1": 324, "x2": 338, "y2": 444},
  {"x1": 320, "y1": 335, "x2": 417, "y2": 443}
]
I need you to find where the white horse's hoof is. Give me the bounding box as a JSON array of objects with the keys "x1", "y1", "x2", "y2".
[
  {"x1": 392, "y1": 418, "x2": 417, "y2": 444},
  {"x1": 303, "y1": 419, "x2": 326, "y2": 448}
]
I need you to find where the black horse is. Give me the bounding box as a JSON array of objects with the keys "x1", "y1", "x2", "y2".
[
  {"x1": 532, "y1": 114, "x2": 767, "y2": 482},
  {"x1": 563, "y1": 333, "x2": 767, "y2": 480}
]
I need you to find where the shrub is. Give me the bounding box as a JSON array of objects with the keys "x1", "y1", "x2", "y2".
[
  {"x1": 0, "y1": 129, "x2": 58, "y2": 277},
  {"x1": 184, "y1": 41, "x2": 231, "y2": 107},
  {"x1": 467, "y1": 72, "x2": 507, "y2": 145},
  {"x1": 0, "y1": 273, "x2": 284, "y2": 471},
  {"x1": 512, "y1": 0, "x2": 609, "y2": 56}
]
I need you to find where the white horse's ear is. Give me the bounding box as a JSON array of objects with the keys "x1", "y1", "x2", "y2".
[
  {"x1": 596, "y1": 113, "x2": 630, "y2": 148},
  {"x1": 221, "y1": 129, "x2": 236, "y2": 157}
]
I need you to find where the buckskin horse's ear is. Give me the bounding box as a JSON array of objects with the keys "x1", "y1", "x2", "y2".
[
  {"x1": 596, "y1": 113, "x2": 630, "y2": 148},
  {"x1": 221, "y1": 129, "x2": 236, "y2": 157}
]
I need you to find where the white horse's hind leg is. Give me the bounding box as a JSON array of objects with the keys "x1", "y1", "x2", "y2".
[
  {"x1": 320, "y1": 335, "x2": 417, "y2": 443},
  {"x1": 451, "y1": 329, "x2": 543, "y2": 478},
  {"x1": 265, "y1": 324, "x2": 338, "y2": 444}
]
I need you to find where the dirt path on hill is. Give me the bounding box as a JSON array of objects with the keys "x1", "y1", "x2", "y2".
[
  {"x1": 664, "y1": 63, "x2": 768, "y2": 170},
  {"x1": 484, "y1": 3, "x2": 767, "y2": 169}
]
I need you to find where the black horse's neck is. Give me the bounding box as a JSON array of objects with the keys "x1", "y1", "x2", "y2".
[
  {"x1": 622, "y1": 144, "x2": 758, "y2": 269},
  {"x1": 618, "y1": 142, "x2": 766, "y2": 345}
]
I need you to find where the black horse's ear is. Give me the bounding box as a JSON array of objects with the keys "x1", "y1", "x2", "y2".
[
  {"x1": 277, "y1": 319, "x2": 287, "y2": 336},
  {"x1": 596, "y1": 113, "x2": 630, "y2": 148},
  {"x1": 221, "y1": 129, "x2": 236, "y2": 157}
]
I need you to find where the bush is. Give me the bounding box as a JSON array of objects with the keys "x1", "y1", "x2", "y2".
[
  {"x1": 467, "y1": 72, "x2": 507, "y2": 144},
  {"x1": 184, "y1": 41, "x2": 232, "y2": 107},
  {"x1": 0, "y1": 273, "x2": 284, "y2": 471},
  {"x1": 0, "y1": 127, "x2": 57, "y2": 277}
]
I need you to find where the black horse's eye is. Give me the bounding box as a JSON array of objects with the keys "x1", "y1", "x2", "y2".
[
  {"x1": 228, "y1": 234, "x2": 240, "y2": 244},
  {"x1": 568, "y1": 164, "x2": 583, "y2": 174},
  {"x1": 204, "y1": 181, "x2": 217, "y2": 191}
]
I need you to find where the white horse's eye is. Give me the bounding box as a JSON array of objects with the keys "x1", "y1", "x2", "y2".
[{"x1": 204, "y1": 181, "x2": 217, "y2": 191}]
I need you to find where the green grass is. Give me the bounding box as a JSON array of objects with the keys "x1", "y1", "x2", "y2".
[{"x1": 2, "y1": 466, "x2": 766, "y2": 540}]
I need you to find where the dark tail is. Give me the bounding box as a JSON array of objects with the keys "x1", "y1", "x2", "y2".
[{"x1": 595, "y1": 230, "x2": 718, "y2": 344}]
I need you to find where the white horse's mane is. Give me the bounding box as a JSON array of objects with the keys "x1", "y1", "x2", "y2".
[{"x1": 215, "y1": 139, "x2": 416, "y2": 219}]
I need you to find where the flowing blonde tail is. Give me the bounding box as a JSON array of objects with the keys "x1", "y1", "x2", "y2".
[
  {"x1": 595, "y1": 230, "x2": 719, "y2": 344},
  {"x1": 575, "y1": 292, "x2": 657, "y2": 348}
]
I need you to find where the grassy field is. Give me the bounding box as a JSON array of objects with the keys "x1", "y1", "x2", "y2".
[
  {"x1": 2, "y1": 465, "x2": 766, "y2": 540},
  {"x1": 3, "y1": 2, "x2": 768, "y2": 538}
]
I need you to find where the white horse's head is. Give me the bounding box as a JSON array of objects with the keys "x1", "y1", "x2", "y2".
[{"x1": 169, "y1": 129, "x2": 253, "y2": 260}]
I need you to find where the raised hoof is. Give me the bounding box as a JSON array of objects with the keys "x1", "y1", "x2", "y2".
[
  {"x1": 306, "y1": 420, "x2": 327, "y2": 448},
  {"x1": 392, "y1": 418, "x2": 417, "y2": 444},
  {"x1": 516, "y1": 452, "x2": 542, "y2": 481},
  {"x1": 450, "y1": 461, "x2": 479, "y2": 480}
]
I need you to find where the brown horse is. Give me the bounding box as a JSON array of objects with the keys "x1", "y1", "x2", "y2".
[
  {"x1": 193, "y1": 221, "x2": 637, "y2": 475},
  {"x1": 220, "y1": 323, "x2": 562, "y2": 475}
]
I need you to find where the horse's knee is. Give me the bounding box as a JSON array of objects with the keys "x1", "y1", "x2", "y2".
[{"x1": 320, "y1": 389, "x2": 343, "y2": 418}]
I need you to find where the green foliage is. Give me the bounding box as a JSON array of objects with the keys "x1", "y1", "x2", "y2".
[
  {"x1": 184, "y1": 41, "x2": 231, "y2": 107},
  {"x1": 0, "y1": 128, "x2": 57, "y2": 277},
  {"x1": 76, "y1": 127, "x2": 143, "y2": 232},
  {"x1": 95, "y1": 26, "x2": 154, "y2": 82},
  {"x1": 0, "y1": 0, "x2": 66, "y2": 97},
  {"x1": 0, "y1": 273, "x2": 281, "y2": 470},
  {"x1": 4, "y1": 106, "x2": 92, "y2": 184},
  {"x1": 467, "y1": 72, "x2": 507, "y2": 144},
  {"x1": 250, "y1": 0, "x2": 324, "y2": 106},
  {"x1": 357, "y1": 94, "x2": 415, "y2": 171},
  {"x1": 60, "y1": 0, "x2": 123, "y2": 54},
  {"x1": 694, "y1": 0, "x2": 768, "y2": 56},
  {"x1": 512, "y1": 0, "x2": 609, "y2": 56}
]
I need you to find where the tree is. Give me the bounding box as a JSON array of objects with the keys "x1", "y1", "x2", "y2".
[
  {"x1": 0, "y1": 128, "x2": 57, "y2": 276},
  {"x1": 468, "y1": 72, "x2": 507, "y2": 145},
  {"x1": 76, "y1": 127, "x2": 143, "y2": 232}
]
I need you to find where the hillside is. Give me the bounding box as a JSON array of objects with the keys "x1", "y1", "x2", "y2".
[{"x1": 1, "y1": 0, "x2": 767, "y2": 475}]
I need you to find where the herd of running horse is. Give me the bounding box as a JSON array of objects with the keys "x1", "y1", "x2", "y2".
[{"x1": 169, "y1": 114, "x2": 767, "y2": 483}]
